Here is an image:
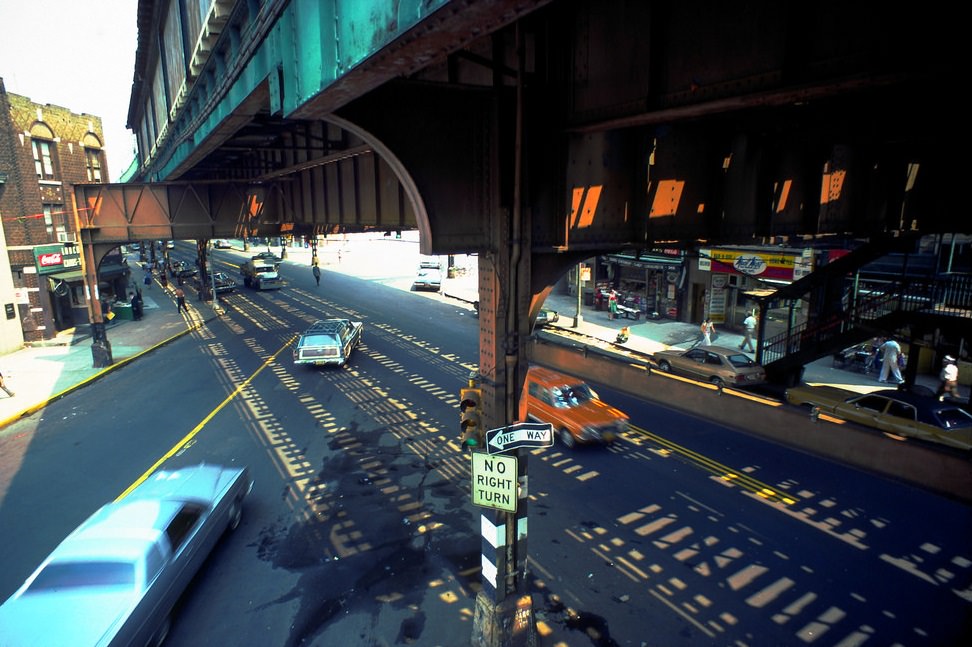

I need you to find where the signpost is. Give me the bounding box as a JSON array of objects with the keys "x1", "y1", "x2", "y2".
[
  {"x1": 471, "y1": 453, "x2": 518, "y2": 513},
  {"x1": 485, "y1": 422, "x2": 553, "y2": 454}
]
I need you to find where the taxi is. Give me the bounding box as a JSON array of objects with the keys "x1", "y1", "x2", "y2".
[{"x1": 523, "y1": 366, "x2": 628, "y2": 448}]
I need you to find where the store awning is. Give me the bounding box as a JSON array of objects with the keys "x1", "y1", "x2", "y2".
[{"x1": 47, "y1": 269, "x2": 85, "y2": 282}]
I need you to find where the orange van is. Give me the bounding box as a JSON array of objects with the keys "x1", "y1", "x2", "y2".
[{"x1": 523, "y1": 366, "x2": 629, "y2": 448}]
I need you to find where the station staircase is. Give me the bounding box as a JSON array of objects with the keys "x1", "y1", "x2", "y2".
[{"x1": 756, "y1": 235, "x2": 972, "y2": 385}]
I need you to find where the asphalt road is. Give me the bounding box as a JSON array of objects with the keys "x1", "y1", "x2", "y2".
[{"x1": 1, "y1": 248, "x2": 969, "y2": 646}]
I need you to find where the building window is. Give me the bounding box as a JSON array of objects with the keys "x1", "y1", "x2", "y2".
[
  {"x1": 33, "y1": 139, "x2": 58, "y2": 180},
  {"x1": 85, "y1": 148, "x2": 104, "y2": 182}
]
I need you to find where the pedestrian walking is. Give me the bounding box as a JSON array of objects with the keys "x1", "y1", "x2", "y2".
[
  {"x1": 160, "y1": 270, "x2": 168, "y2": 289},
  {"x1": 608, "y1": 290, "x2": 618, "y2": 320},
  {"x1": 175, "y1": 287, "x2": 189, "y2": 314},
  {"x1": 701, "y1": 318, "x2": 715, "y2": 346},
  {"x1": 131, "y1": 291, "x2": 144, "y2": 320},
  {"x1": 312, "y1": 263, "x2": 321, "y2": 287},
  {"x1": 739, "y1": 311, "x2": 757, "y2": 352},
  {"x1": 878, "y1": 338, "x2": 904, "y2": 384},
  {"x1": 937, "y1": 355, "x2": 960, "y2": 401},
  {"x1": 0, "y1": 369, "x2": 14, "y2": 398}
]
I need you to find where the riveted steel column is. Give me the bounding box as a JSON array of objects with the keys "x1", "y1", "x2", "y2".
[{"x1": 472, "y1": 21, "x2": 536, "y2": 647}]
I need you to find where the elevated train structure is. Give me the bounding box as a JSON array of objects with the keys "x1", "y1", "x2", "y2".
[{"x1": 73, "y1": 1, "x2": 963, "y2": 386}]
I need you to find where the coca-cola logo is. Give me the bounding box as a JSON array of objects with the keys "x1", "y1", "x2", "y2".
[
  {"x1": 38, "y1": 252, "x2": 63, "y2": 267},
  {"x1": 733, "y1": 255, "x2": 766, "y2": 275}
]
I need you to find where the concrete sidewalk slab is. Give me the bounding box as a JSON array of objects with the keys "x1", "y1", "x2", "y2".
[{"x1": 0, "y1": 282, "x2": 210, "y2": 429}]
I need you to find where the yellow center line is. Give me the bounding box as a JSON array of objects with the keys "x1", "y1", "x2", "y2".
[
  {"x1": 114, "y1": 334, "x2": 298, "y2": 502},
  {"x1": 630, "y1": 424, "x2": 796, "y2": 505}
]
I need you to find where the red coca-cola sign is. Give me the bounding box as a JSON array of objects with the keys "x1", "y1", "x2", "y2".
[{"x1": 38, "y1": 252, "x2": 64, "y2": 267}]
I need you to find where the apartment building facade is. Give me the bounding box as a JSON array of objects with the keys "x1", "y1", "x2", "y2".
[{"x1": 0, "y1": 78, "x2": 112, "y2": 344}]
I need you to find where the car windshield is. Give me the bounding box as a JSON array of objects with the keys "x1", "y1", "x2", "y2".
[
  {"x1": 551, "y1": 383, "x2": 596, "y2": 407},
  {"x1": 26, "y1": 560, "x2": 136, "y2": 593},
  {"x1": 726, "y1": 353, "x2": 755, "y2": 367}
]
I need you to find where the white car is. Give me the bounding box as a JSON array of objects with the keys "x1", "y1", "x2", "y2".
[
  {"x1": 293, "y1": 319, "x2": 363, "y2": 367},
  {"x1": 411, "y1": 261, "x2": 442, "y2": 291},
  {"x1": 0, "y1": 464, "x2": 252, "y2": 647}
]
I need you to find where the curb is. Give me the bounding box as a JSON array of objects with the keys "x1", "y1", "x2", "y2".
[{"x1": 0, "y1": 316, "x2": 216, "y2": 431}]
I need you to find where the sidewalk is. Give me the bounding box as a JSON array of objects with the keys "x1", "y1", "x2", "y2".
[
  {"x1": 532, "y1": 289, "x2": 950, "y2": 397},
  {"x1": 0, "y1": 282, "x2": 214, "y2": 429}
]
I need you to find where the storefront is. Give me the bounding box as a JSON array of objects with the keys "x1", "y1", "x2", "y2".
[
  {"x1": 691, "y1": 246, "x2": 813, "y2": 329},
  {"x1": 600, "y1": 251, "x2": 686, "y2": 319},
  {"x1": 33, "y1": 244, "x2": 85, "y2": 332}
]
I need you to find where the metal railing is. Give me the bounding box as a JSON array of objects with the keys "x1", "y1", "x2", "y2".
[{"x1": 761, "y1": 275, "x2": 971, "y2": 366}]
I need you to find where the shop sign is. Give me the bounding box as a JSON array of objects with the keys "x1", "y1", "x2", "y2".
[
  {"x1": 733, "y1": 255, "x2": 767, "y2": 276},
  {"x1": 33, "y1": 244, "x2": 66, "y2": 275},
  {"x1": 701, "y1": 248, "x2": 798, "y2": 281}
]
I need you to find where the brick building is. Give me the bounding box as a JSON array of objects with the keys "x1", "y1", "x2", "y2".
[{"x1": 0, "y1": 78, "x2": 123, "y2": 344}]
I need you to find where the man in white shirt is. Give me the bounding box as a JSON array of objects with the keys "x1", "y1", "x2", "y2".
[
  {"x1": 739, "y1": 312, "x2": 757, "y2": 352},
  {"x1": 878, "y1": 338, "x2": 904, "y2": 384},
  {"x1": 937, "y1": 355, "x2": 960, "y2": 401}
]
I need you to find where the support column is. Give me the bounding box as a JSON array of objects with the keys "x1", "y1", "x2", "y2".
[
  {"x1": 471, "y1": 21, "x2": 535, "y2": 643},
  {"x1": 70, "y1": 191, "x2": 112, "y2": 368}
]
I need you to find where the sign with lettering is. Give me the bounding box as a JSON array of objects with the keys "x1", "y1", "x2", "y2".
[
  {"x1": 471, "y1": 453, "x2": 518, "y2": 512},
  {"x1": 486, "y1": 422, "x2": 553, "y2": 454}
]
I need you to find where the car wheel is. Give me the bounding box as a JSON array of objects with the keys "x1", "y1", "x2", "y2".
[
  {"x1": 710, "y1": 376, "x2": 725, "y2": 389},
  {"x1": 658, "y1": 360, "x2": 672, "y2": 372},
  {"x1": 559, "y1": 428, "x2": 576, "y2": 449},
  {"x1": 228, "y1": 498, "x2": 243, "y2": 531}
]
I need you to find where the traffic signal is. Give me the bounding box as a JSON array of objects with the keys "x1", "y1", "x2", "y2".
[{"x1": 460, "y1": 386, "x2": 484, "y2": 448}]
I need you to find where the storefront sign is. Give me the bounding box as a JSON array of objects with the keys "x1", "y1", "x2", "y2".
[
  {"x1": 33, "y1": 244, "x2": 67, "y2": 275},
  {"x1": 733, "y1": 255, "x2": 768, "y2": 275},
  {"x1": 700, "y1": 248, "x2": 799, "y2": 281}
]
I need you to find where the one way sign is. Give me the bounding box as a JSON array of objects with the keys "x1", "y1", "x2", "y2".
[{"x1": 486, "y1": 422, "x2": 554, "y2": 454}]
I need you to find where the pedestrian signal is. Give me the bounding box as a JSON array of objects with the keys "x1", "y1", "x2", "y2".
[{"x1": 460, "y1": 387, "x2": 483, "y2": 448}]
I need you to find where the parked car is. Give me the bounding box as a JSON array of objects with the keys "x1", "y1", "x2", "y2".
[
  {"x1": 293, "y1": 319, "x2": 363, "y2": 367},
  {"x1": 535, "y1": 308, "x2": 560, "y2": 327},
  {"x1": 523, "y1": 365, "x2": 628, "y2": 448},
  {"x1": 212, "y1": 239, "x2": 232, "y2": 249},
  {"x1": 653, "y1": 345, "x2": 766, "y2": 388},
  {"x1": 785, "y1": 386, "x2": 972, "y2": 451},
  {"x1": 195, "y1": 271, "x2": 237, "y2": 294},
  {"x1": 0, "y1": 463, "x2": 252, "y2": 647},
  {"x1": 411, "y1": 262, "x2": 442, "y2": 291}
]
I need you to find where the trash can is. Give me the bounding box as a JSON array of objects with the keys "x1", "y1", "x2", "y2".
[{"x1": 112, "y1": 303, "x2": 134, "y2": 320}]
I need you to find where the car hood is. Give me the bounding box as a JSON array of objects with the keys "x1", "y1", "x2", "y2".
[
  {"x1": 0, "y1": 588, "x2": 137, "y2": 646},
  {"x1": 567, "y1": 398, "x2": 628, "y2": 426}
]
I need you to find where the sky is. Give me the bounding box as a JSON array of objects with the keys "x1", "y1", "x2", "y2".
[{"x1": 0, "y1": 0, "x2": 139, "y2": 177}]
